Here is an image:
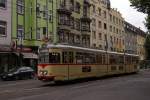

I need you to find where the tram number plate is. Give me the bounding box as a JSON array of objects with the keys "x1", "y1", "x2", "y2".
[{"x1": 82, "y1": 66, "x2": 91, "y2": 72}]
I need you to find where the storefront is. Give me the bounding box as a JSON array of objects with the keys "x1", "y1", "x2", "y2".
[
  {"x1": 0, "y1": 45, "x2": 19, "y2": 74},
  {"x1": 0, "y1": 45, "x2": 38, "y2": 74},
  {"x1": 22, "y1": 52, "x2": 38, "y2": 72}
]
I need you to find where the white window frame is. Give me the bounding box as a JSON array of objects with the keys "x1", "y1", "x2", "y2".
[{"x1": 0, "y1": 20, "x2": 7, "y2": 36}]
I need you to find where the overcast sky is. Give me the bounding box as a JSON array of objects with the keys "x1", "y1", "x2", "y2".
[{"x1": 110, "y1": 0, "x2": 147, "y2": 31}]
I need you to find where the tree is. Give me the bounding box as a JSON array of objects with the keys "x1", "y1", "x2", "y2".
[{"x1": 129, "y1": 0, "x2": 150, "y2": 31}]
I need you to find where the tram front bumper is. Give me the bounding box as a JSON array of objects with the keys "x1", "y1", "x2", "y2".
[{"x1": 38, "y1": 76, "x2": 55, "y2": 82}]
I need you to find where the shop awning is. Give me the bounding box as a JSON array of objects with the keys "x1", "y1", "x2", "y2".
[{"x1": 22, "y1": 53, "x2": 38, "y2": 59}]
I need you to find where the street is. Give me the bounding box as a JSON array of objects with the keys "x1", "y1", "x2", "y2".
[{"x1": 0, "y1": 70, "x2": 150, "y2": 100}]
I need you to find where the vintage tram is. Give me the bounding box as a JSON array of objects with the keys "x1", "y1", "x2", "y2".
[{"x1": 38, "y1": 44, "x2": 139, "y2": 82}]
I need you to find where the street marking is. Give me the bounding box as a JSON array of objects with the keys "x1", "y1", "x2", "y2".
[
  {"x1": 0, "y1": 80, "x2": 38, "y2": 88},
  {"x1": 0, "y1": 87, "x2": 43, "y2": 94}
]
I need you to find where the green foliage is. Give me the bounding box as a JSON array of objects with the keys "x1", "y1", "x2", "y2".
[
  {"x1": 129, "y1": 0, "x2": 150, "y2": 31},
  {"x1": 130, "y1": 0, "x2": 150, "y2": 13}
]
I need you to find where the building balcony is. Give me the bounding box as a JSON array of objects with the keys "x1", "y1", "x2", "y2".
[
  {"x1": 84, "y1": 0, "x2": 91, "y2": 6},
  {"x1": 57, "y1": 6, "x2": 72, "y2": 15},
  {"x1": 81, "y1": 16, "x2": 91, "y2": 23},
  {"x1": 58, "y1": 20, "x2": 71, "y2": 31},
  {"x1": 81, "y1": 26, "x2": 91, "y2": 35}
]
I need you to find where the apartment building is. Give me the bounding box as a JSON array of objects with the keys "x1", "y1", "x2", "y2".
[
  {"x1": 12, "y1": 0, "x2": 56, "y2": 53},
  {"x1": 57, "y1": 0, "x2": 91, "y2": 47},
  {"x1": 125, "y1": 22, "x2": 138, "y2": 54},
  {"x1": 0, "y1": 0, "x2": 11, "y2": 49},
  {"x1": 137, "y1": 30, "x2": 146, "y2": 60},
  {"x1": 0, "y1": 0, "x2": 17, "y2": 73},
  {"x1": 125, "y1": 21, "x2": 146, "y2": 60},
  {"x1": 90, "y1": 0, "x2": 125, "y2": 52},
  {"x1": 11, "y1": 0, "x2": 91, "y2": 50}
]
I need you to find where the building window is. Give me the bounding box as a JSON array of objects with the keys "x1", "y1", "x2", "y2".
[
  {"x1": 109, "y1": 14, "x2": 112, "y2": 21},
  {"x1": 60, "y1": 0, "x2": 66, "y2": 7},
  {"x1": 36, "y1": 3, "x2": 40, "y2": 17},
  {"x1": 98, "y1": 21, "x2": 102, "y2": 28},
  {"x1": 99, "y1": 33, "x2": 102, "y2": 40},
  {"x1": 92, "y1": 31, "x2": 96, "y2": 39},
  {"x1": 75, "y1": 19, "x2": 80, "y2": 31},
  {"x1": 43, "y1": 5, "x2": 47, "y2": 19},
  {"x1": 17, "y1": 0, "x2": 24, "y2": 14},
  {"x1": 75, "y1": 2, "x2": 80, "y2": 13},
  {"x1": 0, "y1": 21, "x2": 7, "y2": 36},
  {"x1": 104, "y1": 23, "x2": 107, "y2": 30},
  {"x1": 17, "y1": 25, "x2": 24, "y2": 39},
  {"x1": 98, "y1": 8, "x2": 101, "y2": 16},
  {"x1": 36, "y1": 28, "x2": 41, "y2": 40},
  {"x1": 92, "y1": 18, "x2": 96, "y2": 27},
  {"x1": 92, "y1": 5, "x2": 96, "y2": 14},
  {"x1": 110, "y1": 25, "x2": 112, "y2": 32},
  {"x1": 0, "y1": 0, "x2": 6, "y2": 8},
  {"x1": 70, "y1": 0, "x2": 74, "y2": 11},
  {"x1": 49, "y1": 10, "x2": 53, "y2": 22},
  {"x1": 103, "y1": 11, "x2": 106, "y2": 19},
  {"x1": 49, "y1": 0, "x2": 52, "y2": 3}
]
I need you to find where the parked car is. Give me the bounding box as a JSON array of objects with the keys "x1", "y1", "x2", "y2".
[{"x1": 0, "y1": 66, "x2": 35, "y2": 81}]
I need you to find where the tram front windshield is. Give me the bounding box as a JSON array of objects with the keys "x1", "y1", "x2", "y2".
[{"x1": 39, "y1": 52, "x2": 60, "y2": 64}]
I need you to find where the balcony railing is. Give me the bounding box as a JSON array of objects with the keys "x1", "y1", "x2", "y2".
[{"x1": 57, "y1": 5, "x2": 72, "y2": 15}]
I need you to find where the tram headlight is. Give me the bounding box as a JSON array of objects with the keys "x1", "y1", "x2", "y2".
[
  {"x1": 39, "y1": 71, "x2": 43, "y2": 75},
  {"x1": 44, "y1": 71, "x2": 48, "y2": 75}
]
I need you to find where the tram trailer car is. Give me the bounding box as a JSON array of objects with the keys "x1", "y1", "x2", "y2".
[{"x1": 38, "y1": 45, "x2": 139, "y2": 82}]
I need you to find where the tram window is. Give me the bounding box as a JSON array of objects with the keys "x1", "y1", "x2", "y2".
[
  {"x1": 92, "y1": 54, "x2": 96, "y2": 64},
  {"x1": 111, "y1": 66, "x2": 117, "y2": 71},
  {"x1": 118, "y1": 56, "x2": 124, "y2": 64},
  {"x1": 119, "y1": 66, "x2": 124, "y2": 70},
  {"x1": 76, "y1": 52, "x2": 83, "y2": 64},
  {"x1": 62, "y1": 52, "x2": 68, "y2": 63},
  {"x1": 84, "y1": 53, "x2": 91, "y2": 64},
  {"x1": 49, "y1": 53, "x2": 60, "y2": 63},
  {"x1": 126, "y1": 56, "x2": 132, "y2": 64},
  {"x1": 62, "y1": 52, "x2": 74, "y2": 63},
  {"x1": 38, "y1": 52, "x2": 49, "y2": 64},
  {"x1": 109, "y1": 55, "x2": 116, "y2": 64},
  {"x1": 103, "y1": 54, "x2": 106, "y2": 64},
  {"x1": 96, "y1": 54, "x2": 102, "y2": 64},
  {"x1": 132, "y1": 57, "x2": 139, "y2": 64},
  {"x1": 69, "y1": 52, "x2": 74, "y2": 63}
]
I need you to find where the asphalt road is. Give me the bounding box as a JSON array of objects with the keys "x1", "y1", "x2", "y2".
[{"x1": 0, "y1": 69, "x2": 150, "y2": 100}]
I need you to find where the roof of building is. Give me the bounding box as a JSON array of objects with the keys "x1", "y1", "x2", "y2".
[{"x1": 125, "y1": 21, "x2": 147, "y2": 37}]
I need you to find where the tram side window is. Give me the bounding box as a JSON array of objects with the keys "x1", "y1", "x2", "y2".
[
  {"x1": 84, "y1": 53, "x2": 91, "y2": 64},
  {"x1": 49, "y1": 53, "x2": 60, "y2": 63},
  {"x1": 69, "y1": 52, "x2": 74, "y2": 63},
  {"x1": 118, "y1": 55, "x2": 124, "y2": 64},
  {"x1": 126, "y1": 56, "x2": 132, "y2": 64},
  {"x1": 91, "y1": 54, "x2": 96, "y2": 64},
  {"x1": 132, "y1": 57, "x2": 139, "y2": 64},
  {"x1": 96, "y1": 54, "x2": 102, "y2": 64},
  {"x1": 76, "y1": 52, "x2": 83, "y2": 64},
  {"x1": 62, "y1": 52, "x2": 74, "y2": 64},
  {"x1": 109, "y1": 55, "x2": 116, "y2": 64},
  {"x1": 103, "y1": 54, "x2": 107, "y2": 64}
]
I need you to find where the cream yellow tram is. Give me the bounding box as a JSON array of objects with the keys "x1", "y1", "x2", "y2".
[{"x1": 38, "y1": 44, "x2": 139, "y2": 82}]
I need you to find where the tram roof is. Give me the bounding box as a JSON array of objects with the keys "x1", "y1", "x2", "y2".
[{"x1": 46, "y1": 44, "x2": 139, "y2": 56}]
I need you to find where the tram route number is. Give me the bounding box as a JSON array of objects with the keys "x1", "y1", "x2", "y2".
[{"x1": 82, "y1": 66, "x2": 91, "y2": 72}]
